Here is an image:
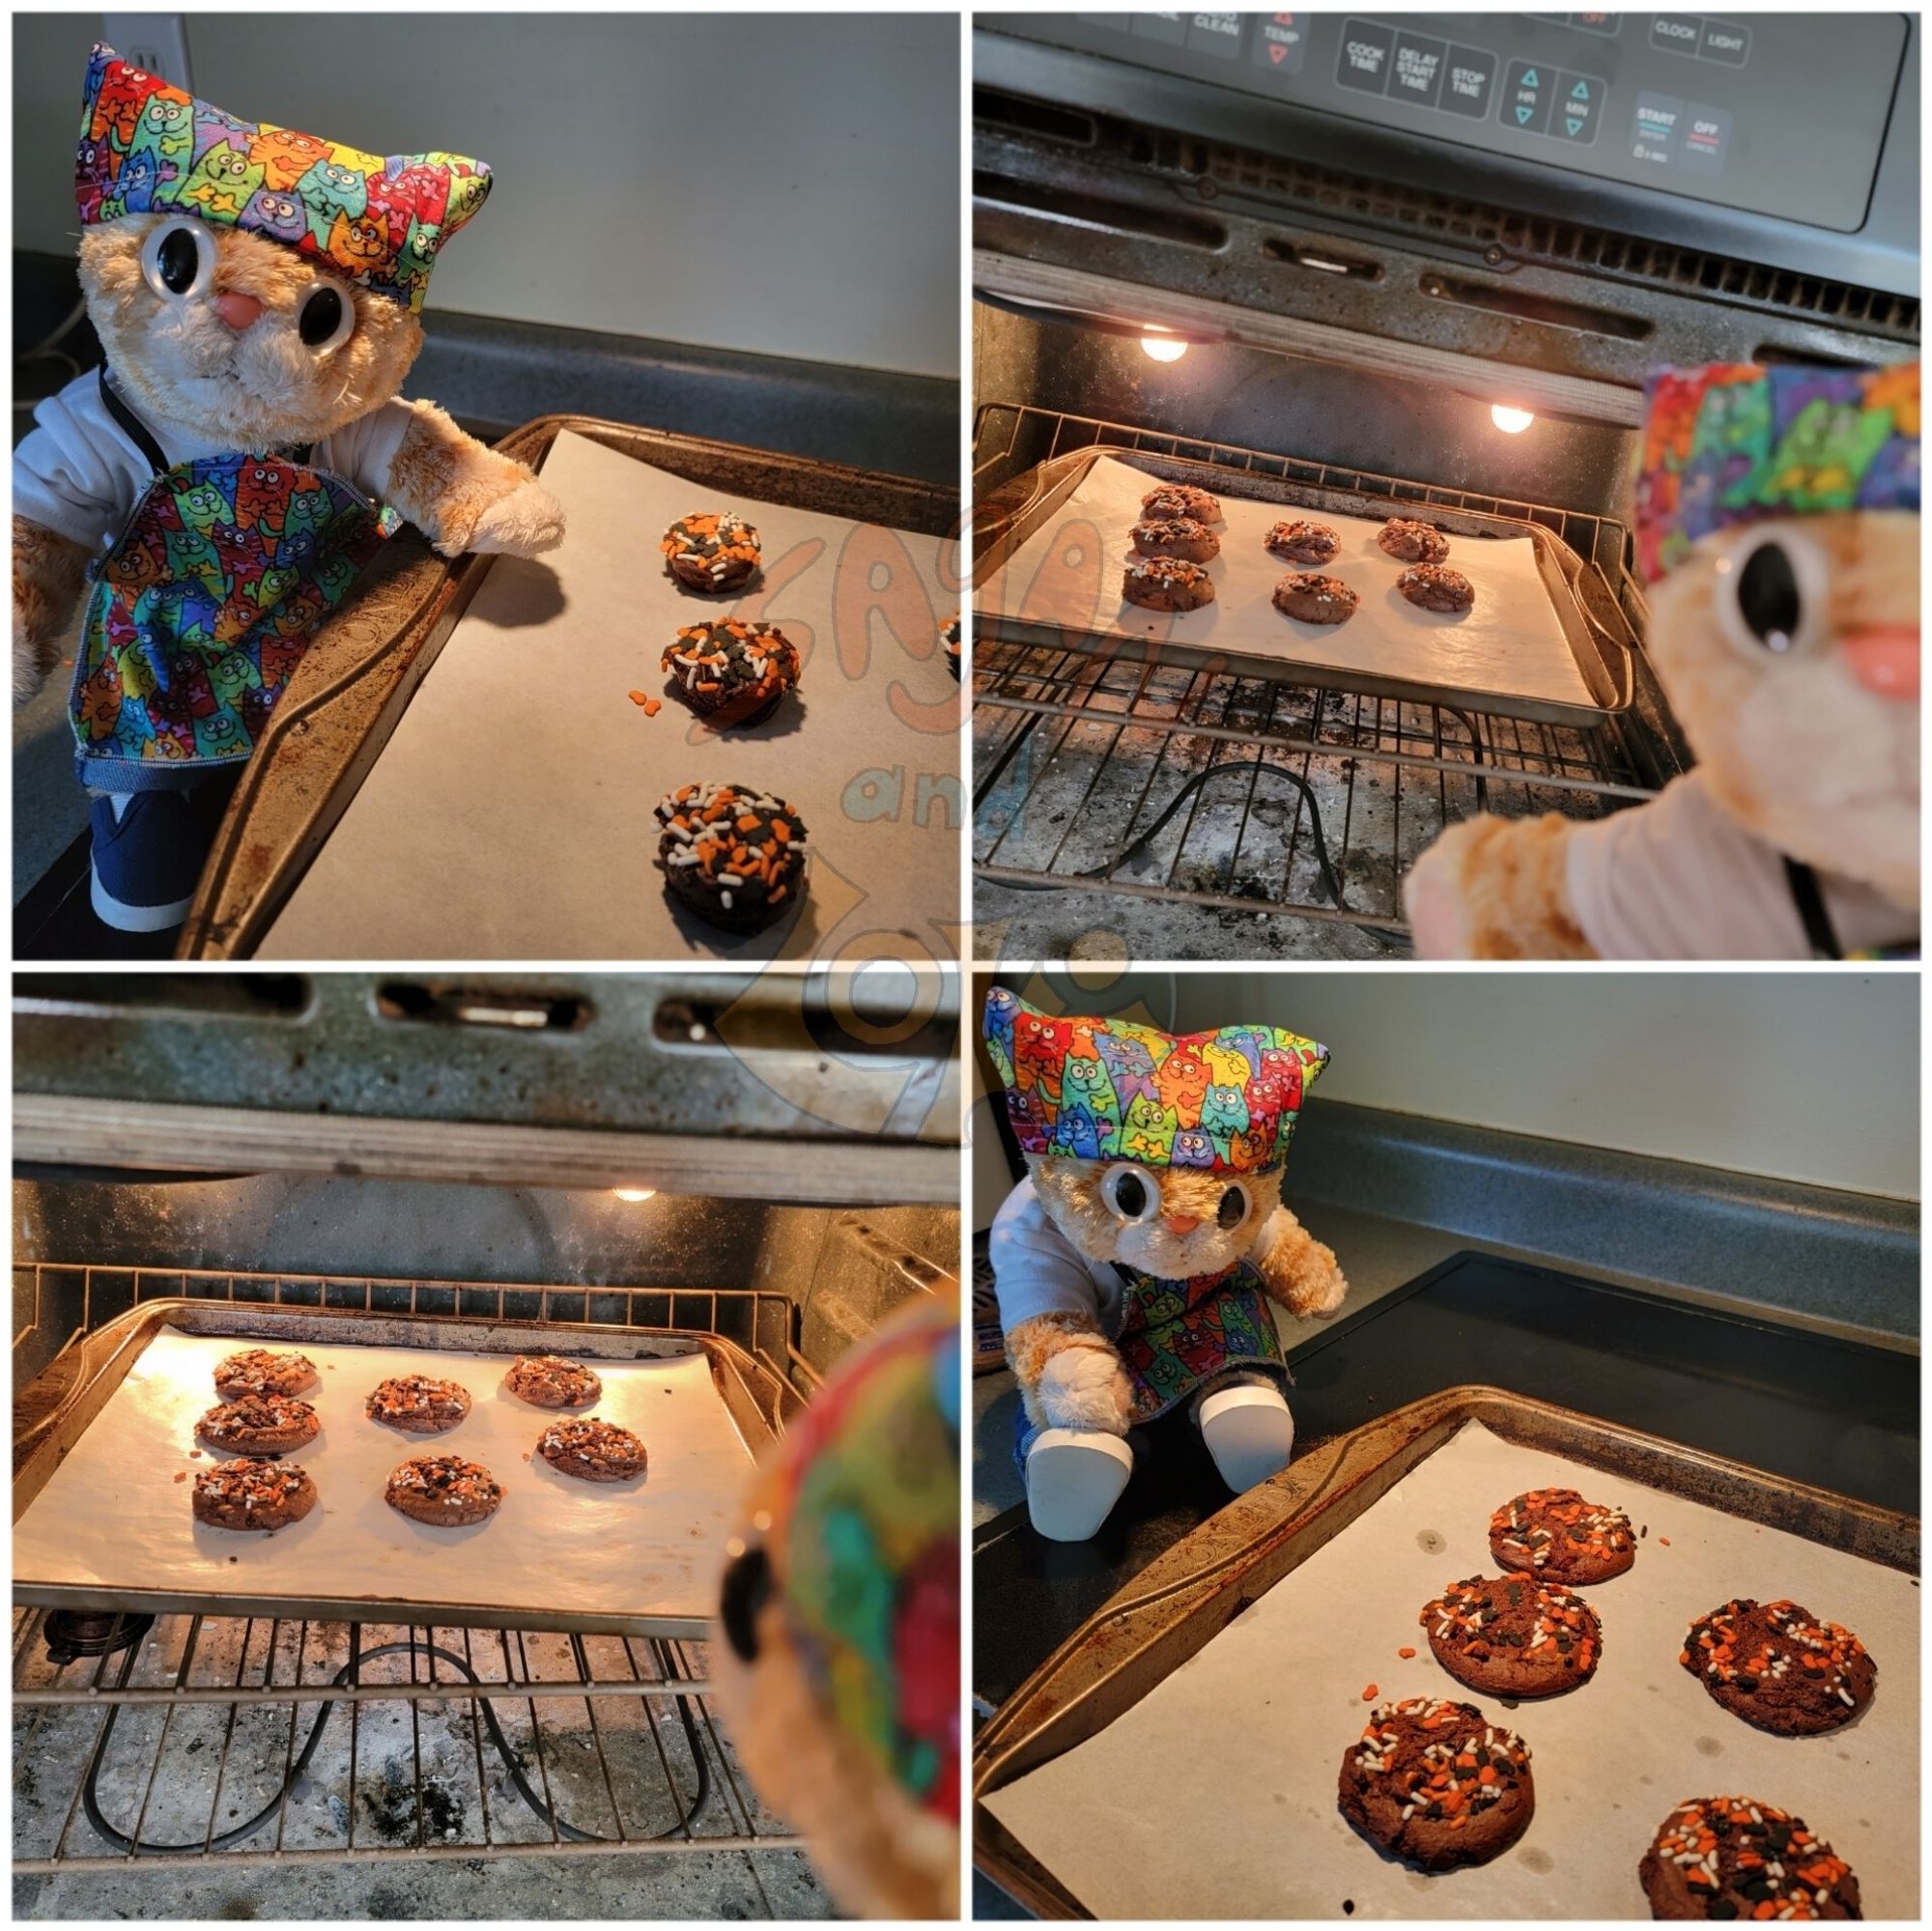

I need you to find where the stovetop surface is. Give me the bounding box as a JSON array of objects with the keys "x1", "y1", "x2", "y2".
[{"x1": 973, "y1": 1250, "x2": 1918, "y2": 1709}]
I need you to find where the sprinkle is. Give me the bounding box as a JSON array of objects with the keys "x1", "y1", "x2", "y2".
[
  {"x1": 1397, "y1": 1646, "x2": 1416, "y2": 1660},
  {"x1": 1361, "y1": 1684, "x2": 1378, "y2": 1701}
]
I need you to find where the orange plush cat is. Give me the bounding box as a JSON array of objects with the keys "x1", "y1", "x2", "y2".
[
  {"x1": 983, "y1": 990, "x2": 1347, "y2": 1542},
  {"x1": 1406, "y1": 363, "x2": 1918, "y2": 960},
  {"x1": 14, "y1": 46, "x2": 563, "y2": 932}
]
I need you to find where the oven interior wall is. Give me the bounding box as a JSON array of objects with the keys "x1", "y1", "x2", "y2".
[
  {"x1": 12, "y1": 1176, "x2": 955, "y2": 1392},
  {"x1": 975, "y1": 298, "x2": 1635, "y2": 516}
]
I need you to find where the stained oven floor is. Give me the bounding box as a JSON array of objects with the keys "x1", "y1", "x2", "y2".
[{"x1": 14, "y1": 1614, "x2": 833, "y2": 1920}]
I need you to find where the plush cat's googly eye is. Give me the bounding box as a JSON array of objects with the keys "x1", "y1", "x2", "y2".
[
  {"x1": 1101, "y1": 1166, "x2": 1161, "y2": 1224},
  {"x1": 1216, "y1": 1184, "x2": 1249, "y2": 1231},
  {"x1": 1713, "y1": 527, "x2": 1828, "y2": 661},
  {"x1": 140, "y1": 219, "x2": 215, "y2": 299},
  {"x1": 297, "y1": 280, "x2": 355, "y2": 354}
]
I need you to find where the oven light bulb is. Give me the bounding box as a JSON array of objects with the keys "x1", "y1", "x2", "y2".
[
  {"x1": 611, "y1": 1187, "x2": 655, "y2": 1204},
  {"x1": 1491, "y1": 404, "x2": 1535, "y2": 435},
  {"x1": 1141, "y1": 329, "x2": 1188, "y2": 363}
]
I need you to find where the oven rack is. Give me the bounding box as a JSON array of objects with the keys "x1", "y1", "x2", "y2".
[
  {"x1": 972, "y1": 405, "x2": 1687, "y2": 949},
  {"x1": 13, "y1": 1609, "x2": 800, "y2": 1877},
  {"x1": 13, "y1": 1264, "x2": 825, "y2": 1410}
]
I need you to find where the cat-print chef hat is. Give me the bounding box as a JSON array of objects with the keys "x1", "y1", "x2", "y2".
[
  {"x1": 74, "y1": 43, "x2": 491, "y2": 314},
  {"x1": 1633, "y1": 361, "x2": 1918, "y2": 584},
  {"x1": 982, "y1": 988, "x2": 1328, "y2": 1174}
]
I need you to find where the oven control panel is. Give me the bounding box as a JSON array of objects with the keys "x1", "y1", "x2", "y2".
[{"x1": 985, "y1": 13, "x2": 1910, "y2": 235}]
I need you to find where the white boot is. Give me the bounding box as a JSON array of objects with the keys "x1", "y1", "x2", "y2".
[
  {"x1": 1025, "y1": 1428, "x2": 1134, "y2": 1542},
  {"x1": 1195, "y1": 1383, "x2": 1295, "y2": 1494}
]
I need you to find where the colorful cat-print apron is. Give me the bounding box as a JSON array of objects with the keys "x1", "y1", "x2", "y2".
[
  {"x1": 1113, "y1": 1258, "x2": 1291, "y2": 1423},
  {"x1": 69, "y1": 368, "x2": 397, "y2": 791}
]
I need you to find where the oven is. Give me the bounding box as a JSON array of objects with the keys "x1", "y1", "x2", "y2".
[
  {"x1": 969, "y1": 12, "x2": 1919, "y2": 955},
  {"x1": 11, "y1": 970, "x2": 959, "y2": 1916}
]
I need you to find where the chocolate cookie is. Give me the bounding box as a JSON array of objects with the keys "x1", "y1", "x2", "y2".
[
  {"x1": 942, "y1": 611, "x2": 961, "y2": 681},
  {"x1": 1265, "y1": 519, "x2": 1341, "y2": 565},
  {"x1": 194, "y1": 1394, "x2": 319, "y2": 1457},
  {"x1": 661, "y1": 619, "x2": 800, "y2": 724},
  {"x1": 503, "y1": 1353, "x2": 603, "y2": 1409},
  {"x1": 365, "y1": 1374, "x2": 471, "y2": 1435},
  {"x1": 1272, "y1": 571, "x2": 1359, "y2": 625},
  {"x1": 1141, "y1": 483, "x2": 1222, "y2": 525},
  {"x1": 1398, "y1": 563, "x2": 1476, "y2": 613},
  {"x1": 655, "y1": 781, "x2": 810, "y2": 933},
  {"x1": 1640, "y1": 1797, "x2": 1861, "y2": 1920},
  {"x1": 1122, "y1": 555, "x2": 1215, "y2": 612},
  {"x1": 1491, "y1": 1487, "x2": 1635, "y2": 1584},
  {"x1": 662, "y1": 511, "x2": 760, "y2": 593},
  {"x1": 213, "y1": 1349, "x2": 318, "y2": 1401},
  {"x1": 1130, "y1": 516, "x2": 1221, "y2": 563},
  {"x1": 1338, "y1": 1697, "x2": 1534, "y2": 1873},
  {"x1": 385, "y1": 1454, "x2": 502, "y2": 1527},
  {"x1": 1422, "y1": 1574, "x2": 1601, "y2": 1698},
  {"x1": 192, "y1": 1457, "x2": 317, "y2": 1531},
  {"x1": 1680, "y1": 1600, "x2": 1875, "y2": 1736},
  {"x1": 536, "y1": 1416, "x2": 649, "y2": 1483},
  {"x1": 1377, "y1": 517, "x2": 1451, "y2": 564}
]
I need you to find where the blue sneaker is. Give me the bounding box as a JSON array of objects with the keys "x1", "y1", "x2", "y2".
[{"x1": 88, "y1": 787, "x2": 220, "y2": 933}]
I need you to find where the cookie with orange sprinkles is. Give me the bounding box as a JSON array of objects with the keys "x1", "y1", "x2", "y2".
[
  {"x1": 1491, "y1": 1486, "x2": 1636, "y2": 1583},
  {"x1": 661, "y1": 619, "x2": 800, "y2": 724},
  {"x1": 1680, "y1": 1599, "x2": 1875, "y2": 1737},
  {"x1": 1639, "y1": 1797, "x2": 1861, "y2": 1919},
  {"x1": 1421, "y1": 1574, "x2": 1602, "y2": 1698},
  {"x1": 365, "y1": 1374, "x2": 471, "y2": 1434},
  {"x1": 1337, "y1": 1695, "x2": 1534, "y2": 1872},
  {"x1": 662, "y1": 511, "x2": 760, "y2": 592},
  {"x1": 655, "y1": 781, "x2": 809, "y2": 933}
]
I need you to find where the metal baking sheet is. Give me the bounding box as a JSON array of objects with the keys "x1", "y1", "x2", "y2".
[
  {"x1": 260, "y1": 428, "x2": 962, "y2": 961},
  {"x1": 14, "y1": 1319, "x2": 759, "y2": 1639},
  {"x1": 975, "y1": 450, "x2": 1633, "y2": 728},
  {"x1": 979, "y1": 1410, "x2": 1918, "y2": 1920}
]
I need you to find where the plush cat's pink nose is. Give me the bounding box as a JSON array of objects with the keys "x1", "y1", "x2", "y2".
[
  {"x1": 1840, "y1": 625, "x2": 1918, "y2": 702},
  {"x1": 212, "y1": 292, "x2": 263, "y2": 331},
  {"x1": 1162, "y1": 1213, "x2": 1201, "y2": 1236}
]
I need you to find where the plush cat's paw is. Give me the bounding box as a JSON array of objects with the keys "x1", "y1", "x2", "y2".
[
  {"x1": 1256, "y1": 1211, "x2": 1349, "y2": 1320},
  {"x1": 1403, "y1": 828, "x2": 1477, "y2": 959},
  {"x1": 466, "y1": 478, "x2": 565, "y2": 557},
  {"x1": 1034, "y1": 1337, "x2": 1133, "y2": 1434}
]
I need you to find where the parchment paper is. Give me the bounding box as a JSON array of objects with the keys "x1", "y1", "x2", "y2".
[
  {"x1": 13, "y1": 1327, "x2": 755, "y2": 1629},
  {"x1": 982, "y1": 1421, "x2": 1918, "y2": 1920},
  {"x1": 263, "y1": 429, "x2": 961, "y2": 961},
  {"x1": 975, "y1": 454, "x2": 1595, "y2": 710}
]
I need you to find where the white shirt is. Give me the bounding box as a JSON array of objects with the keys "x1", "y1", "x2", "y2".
[
  {"x1": 988, "y1": 1180, "x2": 1128, "y2": 1336},
  {"x1": 12, "y1": 367, "x2": 416, "y2": 555},
  {"x1": 1565, "y1": 771, "x2": 1916, "y2": 960}
]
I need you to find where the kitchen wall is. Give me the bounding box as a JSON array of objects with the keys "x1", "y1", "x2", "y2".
[
  {"x1": 13, "y1": 12, "x2": 959, "y2": 379},
  {"x1": 973, "y1": 970, "x2": 1918, "y2": 1209}
]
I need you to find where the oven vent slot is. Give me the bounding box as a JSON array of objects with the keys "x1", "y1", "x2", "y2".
[
  {"x1": 1262, "y1": 237, "x2": 1382, "y2": 282},
  {"x1": 975, "y1": 84, "x2": 1097, "y2": 148},
  {"x1": 373, "y1": 981, "x2": 591, "y2": 1031},
  {"x1": 1124, "y1": 130, "x2": 1918, "y2": 340},
  {"x1": 1419, "y1": 272, "x2": 1653, "y2": 342},
  {"x1": 13, "y1": 973, "x2": 310, "y2": 1017},
  {"x1": 974, "y1": 169, "x2": 1227, "y2": 250}
]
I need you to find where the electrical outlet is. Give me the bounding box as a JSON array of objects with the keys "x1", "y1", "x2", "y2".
[{"x1": 101, "y1": 14, "x2": 192, "y2": 92}]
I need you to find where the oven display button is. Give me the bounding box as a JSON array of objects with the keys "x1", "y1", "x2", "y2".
[
  {"x1": 1500, "y1": 59, "x2": 1553, "y2": 133},
  {"x1": 1337, "y1": 18, "x2": 1397, "y2": 93}
]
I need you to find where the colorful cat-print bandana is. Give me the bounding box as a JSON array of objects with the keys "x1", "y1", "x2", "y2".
[
  {"x1": 748, "y1": 1293, "x2": 959, "y2": 1823},
  {"x1": 1634, "y1": 362, "x2": 1919, "y2": 583},
  {"x1": 71, "y1": 454, "x2": 397, "y2": 784},
  {"x1": 982, "y1": 989, "x2": 1329, "y2": 1174},
  {"x1": 75, "y1": 44, "x2": 490, "y2": 312}
]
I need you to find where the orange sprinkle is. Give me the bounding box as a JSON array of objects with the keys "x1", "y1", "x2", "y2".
[
  {"x1": 1361, "y1": 1683, "x2": 1378, "y2": 1701},
  {"x1": 1397, "y1": 1646, "x2": 1416, "y2": 1660},
  {"x1": 628, "y1": 690, "x2": 649, "y2": 705},
  {"x1": 641, "y1": 698, "x2": 662, "y2": 716},
  {"x1": 1659, "y1": 1536, "x2": 1671, "y2": 1547}
]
